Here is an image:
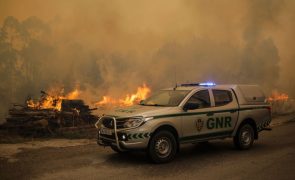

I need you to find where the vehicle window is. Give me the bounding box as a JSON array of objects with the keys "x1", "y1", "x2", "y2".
[
  {"x1": 140, "y1": 90, "x2": 190, "y2": 107},
  {"x1": 213, "y1": 90, "x2": 233, "y2": 106},
  {"x1": 186, "y1": 90, "x2": 211, "y2": 109}
]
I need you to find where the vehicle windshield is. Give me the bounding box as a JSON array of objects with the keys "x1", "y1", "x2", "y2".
[{"x1": 140, "y1": 90, "x2": 190, "y2": 107}]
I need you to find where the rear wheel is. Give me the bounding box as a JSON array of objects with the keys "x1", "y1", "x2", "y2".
[
  {"x1": 234, "y1": 123, "x2": 254, "y2": 150},
  {"x1": 147, "y1": 131, "x2": 177, "y2": 163}
]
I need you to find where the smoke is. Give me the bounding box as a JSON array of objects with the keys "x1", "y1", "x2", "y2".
[{"x1": 0, "y1": 0, "x2": 295, "y2": 122}]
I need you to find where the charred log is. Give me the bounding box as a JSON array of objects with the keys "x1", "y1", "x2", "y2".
[{"x1": 2, "y1": 99, "x2": 98, "y2": 136}]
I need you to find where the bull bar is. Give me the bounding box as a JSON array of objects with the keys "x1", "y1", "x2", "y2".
[{"x1": 95, "y1": 116, "x2": 124, "y2": 151}]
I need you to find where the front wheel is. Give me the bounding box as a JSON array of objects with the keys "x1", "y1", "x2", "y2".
[
  {"x1": 147, "y1": 131, "x2": 177, "y2": 163},
  {"x1": 234, "y1": 123, "x2": 255, "y2": 150}
]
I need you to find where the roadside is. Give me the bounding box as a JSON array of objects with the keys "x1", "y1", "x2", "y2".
[
  {"x1": 0, "y1": 113, "x2": 294, "y2": 163},
  {"x1": 270, "y1": 113, "x2": 295, "y2": 127},
  {"x1": 0, "y1": 115, "x2": 295, "y2": 180},
  {"x1": 0, "y1": 139, "x2": 96, "y2": 163}
]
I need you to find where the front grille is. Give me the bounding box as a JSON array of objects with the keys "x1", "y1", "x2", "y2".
[
  {"x1": 116, "y1": 118, "x2": 127, "y2": 129},
  {"x1": 101, "y1": 117, "x2": 114, "y2": 129},
  {"x1": 100, "y1": 116, "x2": 128, "y2": 129},
  {"x1": 100, "y1": 116, "x2": 143, "y2": 130}
]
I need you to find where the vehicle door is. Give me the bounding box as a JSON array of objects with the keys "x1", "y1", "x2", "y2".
[
  {"x1": 181, "y1": 89, "x2": 212, "y2": 142},
  {"x1": 205, "y1": 89, "x2": 239, "y2": 135}
]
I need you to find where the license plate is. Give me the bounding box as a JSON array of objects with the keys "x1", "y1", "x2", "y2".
[{"x1": 100, "y1": 128, "x2": 112, "y2": 135}]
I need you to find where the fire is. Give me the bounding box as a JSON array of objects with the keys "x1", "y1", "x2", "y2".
[
  {"x1": 95, "y1": 96, "x2": 117, "y2": 106},
  {"x1": 95, "y1": 83, "x2": 151, "y2": 107},
  {"x1": 26, "y1": 88, "x2": 80, "y2": 111},
  {"x1": 268, "y1": 91, "x2": 289, "y2": 102},
  {"x1": 27, "y1": 84, "x2": 151, "y2": 110},
  {"x1": 66, "y1": 89, "x2": 80, "y2": 99}
]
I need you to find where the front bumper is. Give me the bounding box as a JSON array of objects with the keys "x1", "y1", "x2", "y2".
[{"x1": 96, "y1": 116, "x2": 151, "y2": 150}]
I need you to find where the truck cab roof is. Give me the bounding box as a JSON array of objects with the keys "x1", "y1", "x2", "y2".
[{"x1": 164, "y1": 83, "x2": 267, "y2": 105}]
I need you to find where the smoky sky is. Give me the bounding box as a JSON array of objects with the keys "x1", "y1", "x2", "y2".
[{"x1": 0, "y1": 0, "x2": 295, "y2": 121}]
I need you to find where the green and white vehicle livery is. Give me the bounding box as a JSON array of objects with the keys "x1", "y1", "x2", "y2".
[{"x1": 95, "y1": 83, "x2": 272, "y2": 163}]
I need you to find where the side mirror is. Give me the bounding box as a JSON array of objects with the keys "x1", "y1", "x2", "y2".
[{"x1": 183, "y1": 103, "x2": 199, "y2": 111}]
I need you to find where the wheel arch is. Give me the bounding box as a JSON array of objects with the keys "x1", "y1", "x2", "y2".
[
  {"x1": 150, "y1": 124, "x2": 180, "y2": 151},
  {"x1": 236, "y1": 118, "x2": 258, "y2": 140}
]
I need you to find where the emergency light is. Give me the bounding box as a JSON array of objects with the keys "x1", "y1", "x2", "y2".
[
  {"x1": 180, "y1": 82, "x2": 216, "y2": 87},
  {"x1": 199, "y1": 82, "x2": 216, "y2": 86}
]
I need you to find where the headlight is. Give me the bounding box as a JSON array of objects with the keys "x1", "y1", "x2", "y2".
[
  {"x1": 123, "y1": 118, "x2": 145, "y2": 128},
  {"x1": 123, "y1": 117, "x2": 153, "y2": 129}
]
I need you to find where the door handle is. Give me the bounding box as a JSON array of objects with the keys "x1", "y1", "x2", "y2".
[{"x1": 207, "y1": 112, "x2": 214, "y2": 116}]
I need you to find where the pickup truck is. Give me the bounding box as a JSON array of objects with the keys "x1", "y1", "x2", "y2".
[{"x1": 95, "y1": 83, "x2": 272, "y2": 163}]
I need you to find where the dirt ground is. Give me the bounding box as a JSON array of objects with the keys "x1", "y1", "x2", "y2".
[{"x1": 0, "y1": 114, "x2": 295, "y2": 180}]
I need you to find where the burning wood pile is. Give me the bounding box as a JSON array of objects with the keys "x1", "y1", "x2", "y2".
[
  {"x1": 2, "y1": 90, "x2": 97, "y2": 135},
  {"x1": 0, "y1": 84, "x2": 151, "y2": 136}
]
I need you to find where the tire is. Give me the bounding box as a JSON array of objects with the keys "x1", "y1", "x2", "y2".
[
  {"x1": 147, "y1": 130, "x2": 177, "y2": 163},
  {"x1": 234, "y1": 123, "x2": 255, "y2": 150}
]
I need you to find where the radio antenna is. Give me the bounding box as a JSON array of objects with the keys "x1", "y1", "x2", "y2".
[{"x1": 173, "y1": 64, "x2": 178, "y2": 90}]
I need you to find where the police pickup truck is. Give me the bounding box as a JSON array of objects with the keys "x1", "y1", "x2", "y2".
[{"x1": 95, "y1": 83, "x2": 271, "y2": 163}]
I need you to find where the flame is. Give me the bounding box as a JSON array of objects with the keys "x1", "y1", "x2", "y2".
[
  {"x1": 26, "y1": 88, "x2": 80, "y2": 111},
  {"x1": 66, "y1": 89, "x2": 80, "y2": 99},
  {"x1": 95, "y1": 83, "x2": 151, "y2": 107},
  {"x1": 95, "y1": 96, "x2": 117, "y2": 106},
  {"x1": 268, "y1": 91, "x2": 289, "y2": 102}
]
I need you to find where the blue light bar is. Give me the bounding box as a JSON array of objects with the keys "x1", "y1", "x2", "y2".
[
  {"x1": 180, "y1": 82, "x2": 216, "y2": 87},
  {"x1": 199, "y1": 82, "x2": 216, "y2": 86}
]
